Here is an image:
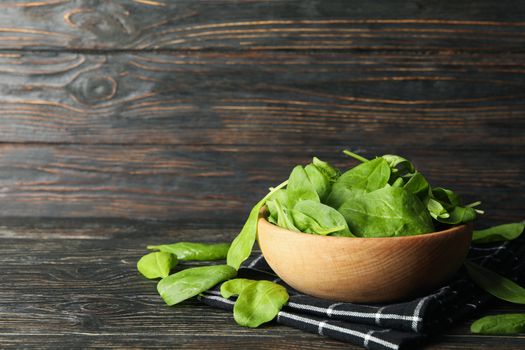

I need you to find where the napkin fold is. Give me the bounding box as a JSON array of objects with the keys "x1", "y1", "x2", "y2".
[{"x1": 200, "y1": 233, "x2": 525, "y2": 350}]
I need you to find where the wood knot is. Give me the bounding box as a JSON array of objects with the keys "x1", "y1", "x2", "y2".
[
  {"x1": 67, "y1": 74, "x2": 118, "y2": 105},
  {"x1": 64, "y1": 4, "x2": 136, "y2": 46}
]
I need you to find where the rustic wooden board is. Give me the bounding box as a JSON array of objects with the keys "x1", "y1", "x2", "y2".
[
  {"x1": 0, "y1": 144, "x2": 522, "y2": 222},
  {"x1": 0, "y1": 51, "x2": 524, "y2": 146},
  {"x1": 1, "y1": 225, "x2": 524, "y2": 349},
  {"x1": 1, "y1": 0, "x2": 525, "y2": 50}
]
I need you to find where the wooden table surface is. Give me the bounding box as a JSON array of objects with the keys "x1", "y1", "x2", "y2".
[
  {"x1": 1, "y1": 218, "x2": 524, "y2": 349},
  {"x1": 0, "y1": 0, "x2": 524, "y2": 349}
]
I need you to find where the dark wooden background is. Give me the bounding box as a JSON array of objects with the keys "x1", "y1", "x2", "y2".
[{"x1": 0, "y1": 0, "x2": 524, "y2": 349}]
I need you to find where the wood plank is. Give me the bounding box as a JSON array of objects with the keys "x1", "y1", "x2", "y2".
[
  {"x1": 0, "y1": 144, "x2": 522, "y2": 221},
  {"x1": 0, "y1": 0, "x2": 525, "y2": 51},
  {"x1": 1, "y1": 232, "x2": 525, "y2": 349},
  {"x1": 0, "y1": 51, "x2": 524, "y2": 146}
]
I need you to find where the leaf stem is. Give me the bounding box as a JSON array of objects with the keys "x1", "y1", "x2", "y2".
[
  {"x1": 342, "y1": 149, "x2": 369, "y2": 163},
  {"x1": 466, "y1": 201, "x2": 482, "y2": 208}
]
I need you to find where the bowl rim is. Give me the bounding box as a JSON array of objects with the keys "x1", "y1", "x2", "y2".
[{"x1": 258, "y1": 208, "x2": 473, "y2": 242}]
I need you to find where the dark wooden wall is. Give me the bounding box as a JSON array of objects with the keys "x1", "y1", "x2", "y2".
[{"x1": 0, "y1": 0, "x2": 524, "y2": 226}]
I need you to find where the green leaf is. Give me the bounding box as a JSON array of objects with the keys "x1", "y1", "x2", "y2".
[
  {"x1": 325, "y1": 186, "x2": 365, "y2": 210},
  {"x1": 471, "y1": 314, "x2": 525, "y2": 334},
  {"x1": 220, "y1": 278, "x2": 257, "y2": 299},
  {"x1": 233, "y1": 280, "x2": 289, "y2": 328},
  {"x1": 403, "y1": 171, "x2": 430, "y2": 201},
  {"x1": 382, "y1": 154, "x2": 415, "y2": 180},
  {"x1": 287, "y1": 165, "x2": 320, "y2": 207},
  {"x1": 472, "y1": 222, "x2": 525, "y2": 244},
  {"x1": 326, "y1": 157, "x2": 390, "y2": 209},
  {"x1": 431, "y1": 187, "x2": 461, "y2": 210},
  {"x1": 291, "y1": 200, "x2": 354, "y2": 236},
  {"x1": 336, "y1": 157, "x2": 391, "y2": 192},
  {"x1": 465, "y1": 260, "x2": 525, "y2": 304},
  {"x1": 391, "y1": 177, "x2": 405, "y2": 187},
  {"x1": 266, "y1": 190, "x2": 299, "y2": 232},
  {"x1": 227, "y1": 180, "x2": 288, "y2": 270},
  {"x1": 137, "y1": 252, "x2": 178, "y2": 279},
  {"x1": 147, "y1": 242, "x2": 230, "y2": 261},
  {"x1": 427, "y1": 198, "x2": 450, "y2": 220},
  {"x1": 435, "y1": 205, "x2": 476, "y2": 224},
  {"x1": 157, "y1": 265, "x2": 237, "y2": 306},
  {"x1": 312, "y1": 157, "x2": 340, "y2": 182},
  {"x1": 305, "y1": 163, "x2": 331, "y2": 201},
  {"x1": 338, "y1": 186, "x2": 434, "y2": 237}
]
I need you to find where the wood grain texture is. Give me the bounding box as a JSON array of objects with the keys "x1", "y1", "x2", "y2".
[
  {"x1": 258, "y1": 218, "x2": 472, "y2": 302},
  {"x1": 0, "y1": 51, "x2": 524, "y2": 146},
  {"x1": 0, "y1": 227, "x2": 524, "y2": 349},
  {"x1": 0, "y1": 0, "x2": 525, "y2": 51},
  {"x1": 0, "y1": 145, "x2": 522, "y2": 222}
]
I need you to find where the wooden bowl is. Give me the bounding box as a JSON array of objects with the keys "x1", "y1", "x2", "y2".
[{"x1": 257, "y1": 214, "x2": 472, "y2": 303}]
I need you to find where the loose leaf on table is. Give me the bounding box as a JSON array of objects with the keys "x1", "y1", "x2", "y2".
[
  {"x1": 220, "y1": 278, "x2": 257, "y2": 299},
  {"x1": 292, "y1": 200, "x2": 354, "y2": 236},
  {"x1": 233, "y1": 280, "x2": 289, "y2": 328},
  {"x1": 472, "y1": 222, "x2": 525, "y2": 244},
  {"x1": 464, "y1": 260, "x2": 525, "y2": 304},
  {"x1": 157, "y1": 265, "x2": 237, "y2": 306},
  {"x1": 148, "y1": 242, "x2": 230, "y2": 261},
  {"x1": 227, "y1": 180, "x2": 288, "y2": 270},
  {"x1": 137, "y1": 252, "x2": 178, "y2": 279},
  {"x1": 338, "y1": 186, "x2": 435, "y2": 237},
  {"x1": 471, "y1": 314, "x2": 525, "y2": 334}
]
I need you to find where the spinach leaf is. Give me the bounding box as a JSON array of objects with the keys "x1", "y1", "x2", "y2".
[
  {"x1": 292, "y1": 200, "x2": 354, "y2": 236},
  {"x1": 435, "y1": 205, "x2": 476, "y2": 225},
  {"x1": 472, "y1": 222, "x2": 525, "y2": 244},
  {"x1": 233, "y1": 280, "x2": 289, "y2": 328},
  {"x1": 427, "y1": 198, "x2": 450, "y2": 220},
  {"x1": 157, "y1": 265, "x2": 237, "y2": 306},
  {"x1": 392, "y1": 177, "x2": 405, "y2": 187},
  {"x1": 471, "y1": 314, "x2": 525, "y2": 334},
  {"x1": 305, "y1": 163, "x2": 330, "y2": 201},
  {"x1": 465, "y1": 260, "x2": 525, "y2": 304},
  {"x1": 312, "y1": 157, "x2": 340, "y2": 182},
  {"x1": 431, "y1": 187, "x2": 461, "y2": 210},
  {"x1": 382, "y1": 154, "x2": 415, "y2": 182},
  {"x1": 137, "y1": 252, "x2": 178, "y2": 279},
  {"x1": 287, "y1": 165, "x2": 320, "y2": 207},
  {"x1": 335, "y1": 157, "x2": 391, "y2": 193},
  {"x1": 403, "y1": 171, "x2": 430, "y2": 202},
  {"x1": 227, "y1": 180, "x2": 288, "y2": 270},
  {"x1": 148, "y1": 242, "x2": 230, "y2": 261},
  {"x1": 220, "y1": 278, "x2": 257, "y2": 299},
  {"x1": 338, "y1": 186, "x2": 434, "y2": 237},
  {"x1": 266, "y1": 190, "x2": 298, "y2": 232}
]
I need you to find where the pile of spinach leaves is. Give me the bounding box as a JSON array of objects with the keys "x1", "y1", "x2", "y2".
[
  {"x1": 228, "y1": 150, "x2": 481, "y2": 269},
  {"x1": 136, "y1": 150, "x2": 525, "y2": 335}
]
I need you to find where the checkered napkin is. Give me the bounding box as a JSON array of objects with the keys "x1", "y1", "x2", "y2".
[{"x1": 199, "y1": 234, "x2": 525, "y2": 350}]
